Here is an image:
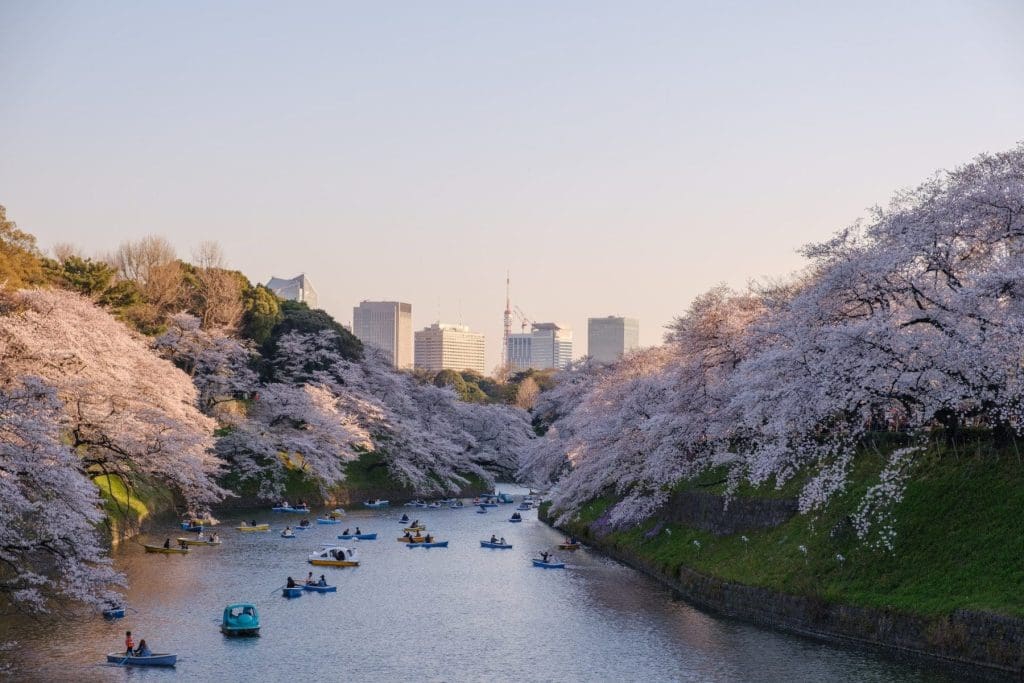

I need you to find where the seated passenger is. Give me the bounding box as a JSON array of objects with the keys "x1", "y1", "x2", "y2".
[
  {"x1": 135, "y1": 639, "x2": 152, "y2": 657},
  {"x1": 318, "y1": 575, "x2": 327, "y2": 587},
  {"x1": 286, "y1": 577, "x2": 296, "y2": 588}
]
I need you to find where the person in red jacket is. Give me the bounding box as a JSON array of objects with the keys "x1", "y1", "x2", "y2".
[{"x1": 124, "y1": 631, "x2": 134, "y2": 656}]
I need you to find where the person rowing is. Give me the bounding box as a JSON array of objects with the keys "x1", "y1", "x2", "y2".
[
  {"x1": 317, "y1": 574, "x2": 327, "y2": 587},
  {"x1": 342, "y1": 528, "x2": 351, "y2": 535},
  {"x1": 162, "y1": 538, "x2": 171, "y2": 549},
  {"x1": 354, "y1": 527, "x2": 361, "y2": 535},
  {"x1": 286, "y1": 576, "x2": 296, "y2": 588},
  {"x1": 400, "y1": 513, "x2": 409, "y2": 522},
  {"x1": 539, "y1": 551, "x2": 550, "y2": 563},
  {"x1": 425, "y1": 534, "x2": 434, "y2": 543},
  {"x1": 299, "y1": 518, "x2": 310, "y2": 527},
  {"x1": 306, "y1": 572, "x2": 315, "y2": 585},
  {"x1": 490, "y1": 535, "x2": 498, "y2": 543}
]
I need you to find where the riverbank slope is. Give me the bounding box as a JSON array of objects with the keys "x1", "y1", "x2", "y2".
[{"x1": 542, "y1": 440, "x2": 1024, "y2": 678}]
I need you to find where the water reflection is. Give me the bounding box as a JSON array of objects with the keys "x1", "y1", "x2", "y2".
[{"x1": 4, "y1": 485, "x2": 956, "y2": 682}]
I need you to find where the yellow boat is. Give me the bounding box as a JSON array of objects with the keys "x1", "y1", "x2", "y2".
[
  {"x1": 143, "y1": 544, "x2": 189, "y2": 554},
  {"x1": 308, "y1": 546, "x2": 359, "y2": 567},
  {"x1": 236, "y1": 524, "x2": 270, "y2": 532},
  {"x1": 403, "y1": 526, "x2": 426, "y2": 532},
  {"x1": 176, "y1": 537, "x2": 222, "y2": 547},
  {"x1": 397, "y1": 536, "x2": 426, "y2": 543}
]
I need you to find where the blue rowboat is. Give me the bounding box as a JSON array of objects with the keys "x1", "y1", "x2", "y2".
[
  {"x1": 337, "y1": 533, "x2": 377, "y2": 540},
  {"x1": 102, "y1": 607, "x2": 125, "y2": 619},
  {"x1": 480, "y1": 502, "x2": 499, "y2": 508},
  {"x1": 480, "y1": 541, "x2": 512, "y2": 549},
  {"x1": 508, "y1": 518, "x2": 523, "y2": 523},
  {"x1": 106, "y1": 652, "x2": 177, "y2": 667},
  {"x1": 316, "y1": 518, "x2": 342, "y2": 524},
  {"x1": 449, "y1": 503, "x2": 464, "y2": 509},
  {"x1": 222, "y1": 603, "x2": 260, "y2": 636},
  {"x1": 272, "y1": 506, "x2": 310, "y2": 513},
  {"x1": 532, "y1": 559, "x2": 565, "y2": 569},
  {"x1": 294, "y1": 525, "x2": 310, "y2": 531},
  {"x1": 180, "y1": 523, "x2": 203, "y2": 532},
  {"x1": 363, "y1": 500, "x2": 389, "y2": 508},
  {"x1": 406, "y1": 541, "x2": 449, "y2": 548},
  {"x1": 516, "y1": 504, "x2": 531, "y2": 511},
  {"x1": 476, "y1": 508, "x2": 488, "y2": 514},
  {"x1": 282, "y1": 586, "x2": 303, "y2": 598},
  {"x1": 302, "y1": 583, "x2": 337, "y2": 593},
  {"x1": 280, "y1": 532, "x2": 296, "y2": 538}
]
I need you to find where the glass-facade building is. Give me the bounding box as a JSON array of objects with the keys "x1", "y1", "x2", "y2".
[{"x1": 587, "y1": 316, "x2": 639, "y2": 363}]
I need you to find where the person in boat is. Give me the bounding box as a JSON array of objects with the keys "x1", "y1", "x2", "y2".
[
  {"x1": 343, "y1": 528, "x2": 351, "y2": 535},
  {"x1": 355, "y1": 527, "x2": 361, "y2": 535},
  {"x1": 540, "y1": 551, "x2": 550, "y2": 563},
  {"x1": 250, "y1": 519, "x2": 257, "y2": 526},
  {"x1": 300, "y1": 518, "x2": 310, "y2": 527},
  {"x1": 284, "y1": 526, "x2": 292, "y2": 533},
  {"x1": 411, "y1": 519, "x2": 419, "y2": 527},
  {"x1": 317, "y1": 574, "x2": 327, "y2": 587},
  {"x1": 499, "y1": 537, "x2": 506, "y2": 545},
  {"x1": 425, "y1": 534, "x2": 434, "y2": 543},
  {"x1": 162, "y1": 538, "x2": 171, "y2": 549},
  {"x1": 286, "y1": 576, "x2": 296, "y2": 588},
  {"x1": 306, "y1": 572, "x2": 315, "y2": 585},
  {"x1": 135, "y1": 639, "x2": 152, "y2": 657},
  {"x1": 571, "y1": 535, "x2": 579, "y2": 544},
  {"x1": 400, "y1": 513, "x2": 409, "y2": 522},
  {"x1": 490, "y1": 535, "x2": 498, "y2": 543},
  {"x1": 124, "y1": 631, "x2": 134, "y2": 656},
  {"x1": 197, "y1": 529, "x2": 205, "y2": 540},
  {"x1": 178, "y1": 539, "x2": 188, "y2": 550},
  {"x1": 211, "y1": 532, "x2": 219, "y2": 543}
]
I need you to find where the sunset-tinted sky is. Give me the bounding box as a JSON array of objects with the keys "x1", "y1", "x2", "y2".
[{"x1": 2, "y1": 1, "x2": 1022, "y2": 369}]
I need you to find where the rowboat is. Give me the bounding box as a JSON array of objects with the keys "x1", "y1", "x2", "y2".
[
  {"x1": 403, "y1": 525, "x2": 426, "y2": 532},
  {"x1": 222, "y1": 603, "x2": 260, "y2": 636},
  {"x1": 532, "y1": 559, "x2": 565, "y2": 568},
  {"x1": 236, "y1": 524, "x2": 270, "y2": 532},
  {"x1": 280, "y1": 531, "x2": 296, "y2": 538},
  {"x1": 508, "y1": 517, "x2": 523, "y2": 523},
  {"x1": 176, "y1": 537, "x2": 222, "y2": 547},
  {"x1": 558, "y1": 543, "x2": 582, "y2": 550},
  {"x1": 106, "y1": 652, "x2": 177, "y2": 667},
  {"x1": 272, "y1": 505, "x2": 310, "y2": 513},
  {"x1": 302, "y1": 583, "x2": 337, "y2": 593},
  {"x1": 143, "y1": 544, "x2": 188, "y2": 554},
  {"x1": 363, "y1": 499, "x2": 389, "y2": 508},
  {"x1": 427, "y1": 502, "x2": 441, "y2": 509},
  {"x1": 102, "y1": 607, "x2": 125, "y2": 619},
  {"x1": 308, "y1": 545, "x2": 359, "y2": 567},
  {"x1": 476, "y1": 509, "x2": 488, "y2": 514},
  {"x1": 407, "y1": 541, "x2": 448, "y2": 548},
  {"x1": 179, "y1": 522, "x2": 203, "y2": 532},
  {"x1": 282, "y1": 586, "x2": 303, "y2": 598},
  {"x1": 295, "y1": 525, "x2": 310, "y2": 531},
  {"x1": 337, "y1": 533, "x2": 377, "y2": 540},
  {"x1": 449, "y1": 502, "x2": 465, "y2": 509},
  {"x1": 516, "y1": 504, "x2": 532, "y2": 511},
  {"x1": 480, "y1": 540, "x2": 512, "y2": 549},
  {"x1": 316, "y1": 518, "x2": 342, "y2": 524}
]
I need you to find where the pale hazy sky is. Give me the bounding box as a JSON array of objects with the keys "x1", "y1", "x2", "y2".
[{"x1": 2, "y1": 2, "x2": 1022, "y2": 370}]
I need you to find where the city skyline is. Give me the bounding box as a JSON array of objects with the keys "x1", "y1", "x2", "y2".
[{"x1": 3, "y1": 3, "x2": 1022, "y2": 370}]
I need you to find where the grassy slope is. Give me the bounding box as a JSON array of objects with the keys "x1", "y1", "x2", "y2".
[
  {"x1": 92, "y1": 473, "x2": 177, "y2": 538},
  {"x1": 558, "y1": 442, "x2": 1024, "y2": 618}
]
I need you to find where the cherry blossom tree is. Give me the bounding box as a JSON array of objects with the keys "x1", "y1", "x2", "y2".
[
  {"x1": 0, "y1": 288, "x2": 224, "y2": 506},
  {"x1": 0, "y1": 377, "x2": 122, "y2": 612}
]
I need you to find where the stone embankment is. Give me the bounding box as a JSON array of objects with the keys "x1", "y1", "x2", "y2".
[{"x1": 542, "y1": 496, "x2": 1024, "y2": 680}]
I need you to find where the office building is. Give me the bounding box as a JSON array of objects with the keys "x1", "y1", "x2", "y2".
[
  {"x1": 506, "y1": 323, "x2": 573, "y2": 371},
  {"x1": 353, "y1": 301, "x2": 413, "y2": 369},
  {"x1": 266, "y1": 274, "x2": 318, "y2": 309},
  {"x1": 588, "y1": 316, "x2": 640, "y2": 363},
  {"x1": 414, "y1": 323, "x2": 486, "y2": 375}
]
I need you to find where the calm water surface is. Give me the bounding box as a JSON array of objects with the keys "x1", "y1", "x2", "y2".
[{"x1": 5, "y1": 485, "x2": 956, "y2": 682}]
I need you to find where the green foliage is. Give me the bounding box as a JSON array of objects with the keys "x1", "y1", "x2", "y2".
[
  {"x1": 263, "y1": 299, "x2": 362, "y2": 367},
  {"x1": 0, "y1": 205, "x2": 45, "y2": 288},
  {"x1": 43, "y1": 256, "x2": 116, "y2": 296},
  {"x1": 561, "y1": 441, "x2": 1024, "y2": 617},
  {"x1": 433, "y1": 369, "x2": 488, "y2": 403},
  {"x1": 241, "y1": 284, "x2": 282, "y2": 344}
]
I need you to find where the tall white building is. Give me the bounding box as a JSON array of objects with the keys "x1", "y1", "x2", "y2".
[
  {"x1": 588, "y1": 316, "x2": 640, "y2": 363},
  {"x1": 266, "y1": 274, "x2": 318, "y2": 309},
  {"x1": 507, "y1": 323, "x2": 573, "y2": 371},
  {"x1": 414, "y1": 323, "x2": 486, "y2": 375},
  {"x1": 353, "y1": 301, "x2": 413, "y2": 369}
]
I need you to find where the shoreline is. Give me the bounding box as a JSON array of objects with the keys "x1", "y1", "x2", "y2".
[{"x1": 541, "y1": 510, "x2": 1023, "y2": 681}]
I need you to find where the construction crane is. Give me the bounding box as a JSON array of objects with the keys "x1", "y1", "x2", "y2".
[{"x1": 514, "y1": 306, "x2": 533, "y2": 333}]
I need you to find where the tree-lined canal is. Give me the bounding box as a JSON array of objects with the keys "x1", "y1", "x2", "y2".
[{"x1": 7, "y1": 487, "x2": 953, "y2": 682}]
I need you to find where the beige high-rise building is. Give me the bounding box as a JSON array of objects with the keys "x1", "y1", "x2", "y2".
[
  {"x1": 353, "y1": 301, "x2": 413, "y2": 369},
  {"x1": 415, "y1": 323, "x2": 486, "y2": 375},
  {"x1": 587, "y1": 316, "x2": 639, "y2": 363}
]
